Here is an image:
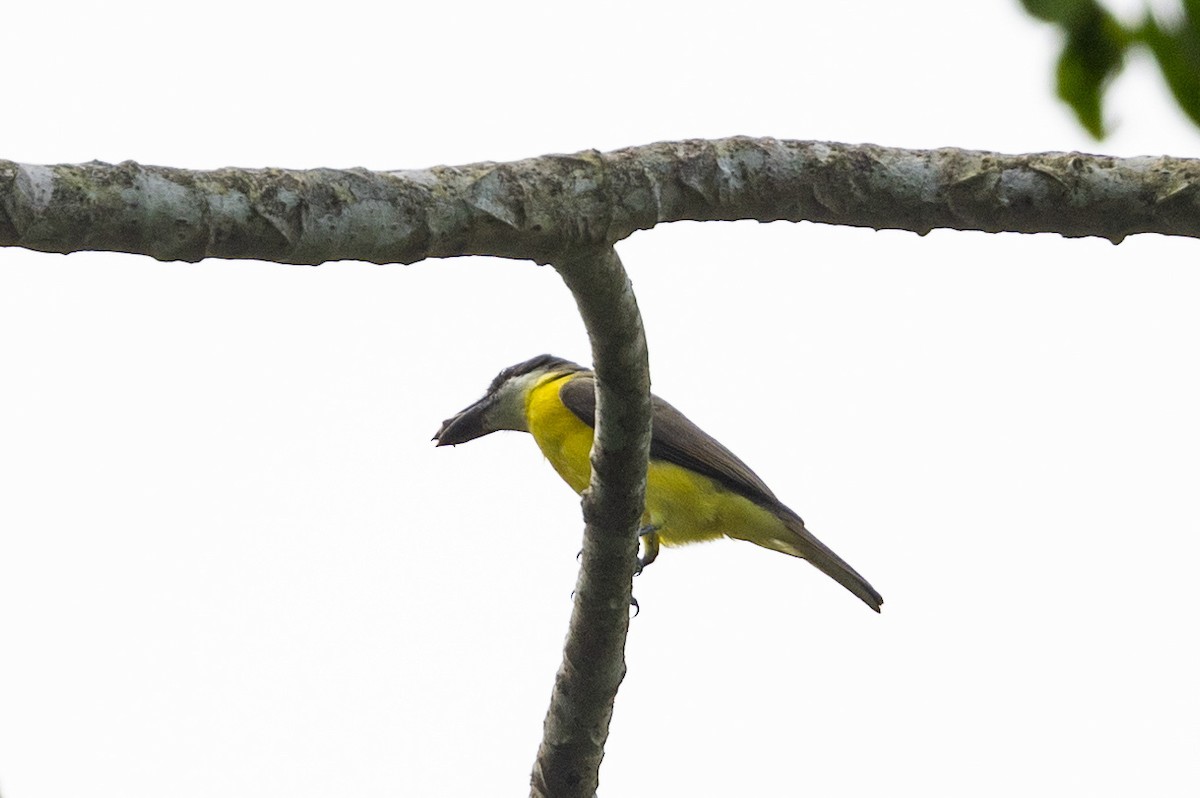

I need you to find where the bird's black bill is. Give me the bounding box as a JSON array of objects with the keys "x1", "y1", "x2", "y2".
[{"x1": 432, "y1": 398, "x2": 493, "y2": 446}]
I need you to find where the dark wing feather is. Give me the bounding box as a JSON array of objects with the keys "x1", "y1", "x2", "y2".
[{"x1": 558, "y1": 375, "x2": 780, "y2": 506}]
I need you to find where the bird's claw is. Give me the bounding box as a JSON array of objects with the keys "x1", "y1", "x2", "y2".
[{"x1": 636, "y1": 525, "x2": 661, "y2": 575}]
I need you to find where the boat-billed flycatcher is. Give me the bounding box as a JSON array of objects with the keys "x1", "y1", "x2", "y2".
[{"x1": 433, "y1": 354, "x2": 883, "y2": 612}]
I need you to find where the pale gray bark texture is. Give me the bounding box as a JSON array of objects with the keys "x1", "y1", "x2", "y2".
[
  {"x1": 532, "y1": 247, "x2": 650, "y2": 798},
  {"x1": 3, "y1": 139, "x2": 1199, "y2": 268},
  {"x1": 3, "y1": 136, "x2": 1196, "y2": 796}
]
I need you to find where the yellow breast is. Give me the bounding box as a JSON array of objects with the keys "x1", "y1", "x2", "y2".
[
  {"x1": 524, "y1": 375, "x2": 784, "y2": 548},
  {"x1": 525, "y1": 374, "x2": 595, "y2": 494}
]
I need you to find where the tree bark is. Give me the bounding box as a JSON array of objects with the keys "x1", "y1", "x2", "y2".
[
  {"x1": 4, "y1": 136, "x2": 1195, "y2": 794},
  {"x1": 4, "y1": 139, "x2": 1197, "y2": 269},
  {"x1": 530, "y1": 247, "x2": 650, "y2": 798}
]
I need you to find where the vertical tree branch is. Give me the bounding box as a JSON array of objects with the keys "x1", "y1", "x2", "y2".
[{"x1": 530, "y1": 246, "x2": 651, "y2": 798}]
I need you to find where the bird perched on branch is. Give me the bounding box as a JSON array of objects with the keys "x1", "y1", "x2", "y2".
[{"x1": 434, "y1": 354, "x2": 882, "y2": 612}]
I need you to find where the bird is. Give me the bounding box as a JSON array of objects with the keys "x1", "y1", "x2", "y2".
[{"x1": 433, "y1": 354, "x2": 883, "y2": 612}]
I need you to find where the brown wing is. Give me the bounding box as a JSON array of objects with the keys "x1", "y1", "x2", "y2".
[{"x1": 558, "y1": 375, "x2": 781, "y2": 507}]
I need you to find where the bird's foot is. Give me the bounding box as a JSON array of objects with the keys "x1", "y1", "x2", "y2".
[{"x1": 635, "y1": 525, "x2": 661, "y2": 575}]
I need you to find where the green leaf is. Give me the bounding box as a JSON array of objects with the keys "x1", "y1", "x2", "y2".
[
  {"x1": 1137, "y1": 10, "x2": 1200, "y2": 128},
  {"x1": 1029, "y1": 1, "x2": 1129, "y2": 138},
  {"x1": 1018, "y1": 0, "x2": 1129, "y2": 137},
  {"x1": 1021, "y1": 0, "x2": 1103, "y2": 25}
]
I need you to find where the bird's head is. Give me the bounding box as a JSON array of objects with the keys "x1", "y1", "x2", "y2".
[{"x1": 433, "y1": 354, "x2": 584, "y2": 446}]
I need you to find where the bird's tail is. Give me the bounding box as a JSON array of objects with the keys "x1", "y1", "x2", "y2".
[{"x1": 764, "y1": 511, "x2": 883, "y2": 613}]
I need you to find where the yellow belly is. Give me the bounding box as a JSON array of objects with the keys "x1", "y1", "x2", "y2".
[{"x1": 525, "y1": 375, "x2": 786, "y2": 548}]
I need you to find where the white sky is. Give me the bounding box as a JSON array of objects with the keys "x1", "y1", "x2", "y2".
[{"x1": 2, "y1": 2, "x2": 1199, "y2": 797}]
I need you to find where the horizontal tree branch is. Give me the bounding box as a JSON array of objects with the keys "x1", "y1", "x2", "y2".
[{"x1": 3, "y1": 138, "x2": 1197, "y2": 266}]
